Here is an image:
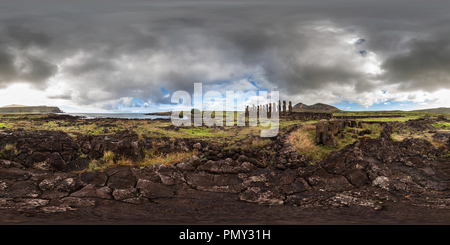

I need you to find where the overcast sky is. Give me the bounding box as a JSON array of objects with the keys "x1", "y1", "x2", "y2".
[{"x1": 1, "y1": 0, "x2": 450, "y2": 112}]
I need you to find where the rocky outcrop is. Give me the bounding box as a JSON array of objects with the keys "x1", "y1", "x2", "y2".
[
  {"x1": 406, "y1": 118, "x2": 437, "y2": 132},
  {"x1": 77, "y1": 130, "x2": 145, "y2": 162},
  {"x1": 334, "y1": 115, "x2": 405, "y2": 119},
  {"x1": 0, "y1": 130, "x2": 150, "y2": 172},
  {"x1": 0, "y1": 130, "x2": 81, "y2": 171},
  {"x1": 315, "y1": 120, "x2": 345, "y2": 147},
  {"x1": 4, "y1": 120, "x2": 450, "y2": 223},
  {"x1": 4, "y1": 123, "x2": 450, "y2": 215}
]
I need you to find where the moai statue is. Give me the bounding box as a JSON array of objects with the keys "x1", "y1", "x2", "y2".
[
  {"x1": 268, "y1": 103, "x2": 272, "y2": 118},
  {"x1": 278, "y1": 100, "x2": 281, "y2": 113},
  {"x1": 289, "y1": 101, "x2": 292, "y2": 113},
  {"x1": 283, "y1": 101, "x2": 286, "y2": 115}
]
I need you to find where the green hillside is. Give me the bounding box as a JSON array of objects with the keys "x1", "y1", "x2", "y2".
[{"x1": 412, "y1": 107, "x2": 450, "y2": 114}]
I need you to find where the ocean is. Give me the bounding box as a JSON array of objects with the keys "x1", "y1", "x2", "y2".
[{"x1": 62, "y1": 113, "x2": 170, "y2": 120}]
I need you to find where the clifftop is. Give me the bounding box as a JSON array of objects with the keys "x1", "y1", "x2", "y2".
[{"x1": 0, "y1": 105, "x2": 63, "y2": 113}]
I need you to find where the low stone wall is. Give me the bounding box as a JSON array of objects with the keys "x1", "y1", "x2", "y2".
[
  {"x1": 283, "y1": 113, "x2": 405, "y2": 121},
  {"x1": 315, "y1": 120, "x2": 345, "y2": 148},
  {"x1": 286, "y1": 112, "x2": 333, "y2": 121},
  {"x1": 334, "y1": 115, "x2": 405, "y2": 119},
  {"x1": 315, "y1": 119, "x2": 376, "y2": 147}
]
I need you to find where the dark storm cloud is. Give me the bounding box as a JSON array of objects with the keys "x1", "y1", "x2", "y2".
[
  {"x1": 0, "y1": 50, "x2": 17, "y2": 87},
  {"x1": 0, "y1": 47, "x2": 57, "y2": 89},
  {"x1": 380, "y1": 34, "x2": 450, "y2": 93},
  {"x1": 1, "y1": 0, "x2": 450, "y2": 109},
  {"x1": 7, "y1": 25, "x2": 52, "y2": 49}
]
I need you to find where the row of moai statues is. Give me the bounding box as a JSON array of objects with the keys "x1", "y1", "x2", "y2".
[{"x1": 245, "y1": 100, "x2": 293, "y2": 117}]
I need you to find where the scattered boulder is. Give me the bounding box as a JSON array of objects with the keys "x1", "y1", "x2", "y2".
[
  {"x1": 106, "y1": 167, "x2": 136, "y2": 189},
  {"x1": 315, "y1": 120, "x2": 345, "y2": 148},
  {"x1": 359, "y1": 129, "x2": 372, "y2": 136}
]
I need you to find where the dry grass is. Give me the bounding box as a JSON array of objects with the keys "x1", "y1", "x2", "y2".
[
  {"x1": 138, "y1": 150, "x2": 198, "y2": 167},
  {"x1": 116, "y1": 155, "x2": 134, "y2": 166},
  {"x1": 287, "y1": 124, "x2": 372, "y2": 164},
  {"x1": 252, "y1": 138, "x2": 271, "y2": 148},
  {"x1": 433, "y1": 139, "x2": 447, "y2": 148},
  {"x1": 287, "y1": 125, "x2": 332, "y2": 164},
  {"x1": 86, "y1": 154, "x2": 134, "y2": 172},
  {"x1": 287, "y1": 125, "x2": 317, "y2": 154},
  {"x1": 392, "y1": 130, "x2": 439, "y2": 144},
  {"x1": 102, "y1": 151, "x2": 115, "y2": 164},
  {"x1": 87, "y1": 159, "x2": 104, "y2": 172}
]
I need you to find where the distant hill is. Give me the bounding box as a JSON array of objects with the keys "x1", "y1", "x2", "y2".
[
  {"x1": 1, "y1": 104, "x2": 28, "y2": 108},
  {"x1": 293, "y1": 102, "x2": 339, "y2": 111},
  {"x1": 412, "y1": 107, "x2": 450, "y2": 114},
  {"x1": 0, "y1": 105, "x2": 63, "y2": 113}
]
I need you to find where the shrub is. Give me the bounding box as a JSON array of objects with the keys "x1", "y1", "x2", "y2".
[
  {"x1": 4, "y1": 144, "x2": 14, "y2": 151},
  {"x1": 102, "y1": 151, "x2": 115, "y2": 163},
  {"x1": 88, "y1": 159, "x2": 102, "y2": 172}
]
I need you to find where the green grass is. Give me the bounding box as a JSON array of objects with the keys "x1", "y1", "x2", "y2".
[
  {"x1": 361, "y1": 123, "x2": 384, "y2": 139},
  {"x1": 179, "y1": 127, "x2": 226, "y2": 137},
  {"x1": 0, "y1": 123, "x2": 12, "y2": 129},
  {"x1": 333, "y1": 110, "x2": 439, "y2": 119},
  {"x1": 433, "y1": 122, "x2": 450, "y2": 128}
]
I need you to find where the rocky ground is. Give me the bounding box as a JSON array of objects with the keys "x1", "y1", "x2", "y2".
[{"x1": 2, "y1": 115, "x2": 450, "y2": 224}]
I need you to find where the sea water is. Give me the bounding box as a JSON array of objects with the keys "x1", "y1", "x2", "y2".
[{"x1": 62, "y1": 113, "x2": 170, "y2": 120}]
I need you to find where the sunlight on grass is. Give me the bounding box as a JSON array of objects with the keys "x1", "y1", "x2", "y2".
[
  {"x1": 287, "y1": 123, "x2": 384, "y2": 164},
  {"x1": 287, "y1": 125, "x2": 334, "y2": 164},
  {"x1": 137, "y1": 150, "x2": 198, "y2": 166}
]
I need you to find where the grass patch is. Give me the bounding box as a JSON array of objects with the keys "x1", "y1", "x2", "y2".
[
  {"x1": 360, "y1": 123, "x2": 384, "y2": 139},
  {"x1": 87, "y1": 159, "x2": 104, "y2": 172},
  {"x1": 3, "y1": 144, "x2": 20, "y2": 156},
  {"x1": 102, "y1": 151, "x2": 115, "y2": 164},
  {"x1": 433, "y1": 122, "x2": 450, "y2": 129},
  {"x1": 5, "y1": 144, "x2": 14, "y2": 151},
  {"x1": 287, "y1": 125, "x2": 335, "y2": 164},
  {"x1": 251, "y1": 138, "x2": 271, "y2": 148},
  {"x1": 391, "y1": 132, "x2": 407, "y2": 142},
  {"x1": 179, "y1": 127, "x2": 226, "y2": 137},
  {"x1": 0, "y1": 123, "x2": 12, "y2": 129},
  {"x1": 138, "y1": 150, "x2": 198, "y2": 167},
  {"x1": 287, "y1": 123, "x2": 384, "y2": 164}
]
